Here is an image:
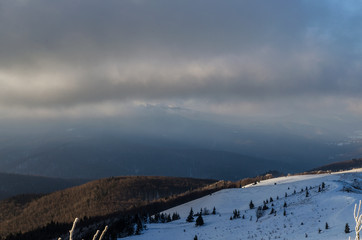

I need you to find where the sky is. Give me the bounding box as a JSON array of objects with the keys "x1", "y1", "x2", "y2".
[{"x1": 1, "y1": 0, "x2": 362, "y2": 128}]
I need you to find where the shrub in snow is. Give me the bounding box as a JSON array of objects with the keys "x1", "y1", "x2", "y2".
[
  {"x1": 233, "y1": 209, "x2": 240, "y2": 219},
  {"x1": 348, "y1": 200, "x2": 362, "y2": 240},
  {"x1": 203, "y1": 207, "x2": 210, "y2": 215},
  {"x1": 58, "y1": 218, "x2": 108, "y2": 240}
]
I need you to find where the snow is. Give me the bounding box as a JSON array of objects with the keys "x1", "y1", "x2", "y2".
[{"x1": 124, "y1": 169, "x2": 362, "y2": 240}]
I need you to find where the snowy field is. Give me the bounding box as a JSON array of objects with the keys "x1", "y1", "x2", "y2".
[{"x1": 124, "y1": 169, "x2": 362, "y2": 240}]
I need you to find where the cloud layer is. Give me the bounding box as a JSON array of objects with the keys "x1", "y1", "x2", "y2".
[{"x1": 1, "y1": 0, "x2": 362, "y2": 120}]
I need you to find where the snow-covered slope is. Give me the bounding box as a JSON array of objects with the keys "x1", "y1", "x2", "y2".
[{"x1": 124, "y1": 169, "x2": 362, "y2": 240}]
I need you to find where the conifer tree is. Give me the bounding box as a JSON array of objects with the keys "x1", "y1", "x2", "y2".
[
  {"x1": 305, "y1": 189, "x2": 309, "y2": 197},
  {"x1": 269, "y1": 208, "x2": 275, "y2": 215},
  {"x1": 186, "y1": 208, "x2": 194, "y2": 222},
  {"x1": 195, "y1": 215, "x2": 204, "y2": 226},
  {"x1": 194, "y1": 235, "x2": 198, "y2": 240},
  {"x1": 172, "y1": 212, "x2": 180, "y2": 221},
  {"x1": 212, "y1": 207, "x2": 216, "y2": 215},
  {"x1": 283, "y1": 201, "x2": 287, "y2": 208},
  {"x1": 322, "y1": 182, "x2": 325, "y2": 189},
  {"x1": 325, "y1": 222, "x2": 329, "y2": 230},
  {"x1": 345, "y1": 223, "x2": 350, "y2": 233},
  {"x1": 249, "y1": 200, "x2": 255, "y2": 209},
  {"x1": 256, "y1": 206, "x2": 263, "y2": 220}
]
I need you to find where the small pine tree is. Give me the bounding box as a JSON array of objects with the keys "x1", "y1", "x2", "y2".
[
  {"x1": 249, "y1": 200, "x2": 255, "y2": 209},
  {"x1": 167, "y1": 214, "x2": 172, "y2": 222},
  {"x1": 318, "y1": 186, "x2": 321, "y2": 192},
  {"x1": 194, "y1": 235, "x2": 198, "y2": 240},
  {"x1": 283, "y1": 201, "x2": 287, "y2": 208},
  {"x1": 186, "y1": 208, "x2": 194, "y2": 222},
  {"x1": 269, "y1": 208, "x2": 275, "y2": 215},
  {"x1": 285, "y1": 192, "x2": 288, "y2": 197},
  {"x1": 270, "y1": 197, "x2": 273, "y2": 202},
  {"x1": 294, "y1": 189, "x2": 296, "y2": 194},
  {"x1": 325, "y1": 222, "x2": 329, "y2": 229},
  {"x1": 318, "y1": 228, "x2": 321, "y2": 234},
  {"x1": 305, "y1": 189, "x2": 309, "y2": 197},
  {"x1": 256, "y1": 206, "x2": 263, "y2": 220},
  {"x1": 195, "y1": 215, "x2": 204, "y2": 226},
  {"x1": 322, "y1": 182, "x2": 325, "y2": 189},
  {"x1": 212, "y1": 207, "x2": 216, "y2": 215},
  {"x1": 172, "y1": 212, "x2": 180, "y2": 221},
  {"x1": 345, "y1": 223, "x2": 350, "y2": 233},
  {"x1": 305, "y1": 233, "x2": 308, "y2": 238},
  {"x1": 283, "y1": 209, "x2": 286, "y2": 216}
]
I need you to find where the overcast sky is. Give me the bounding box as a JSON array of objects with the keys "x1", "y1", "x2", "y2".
[{"x1": 1, "y1": 0, "x2": 362, "y2": 127}]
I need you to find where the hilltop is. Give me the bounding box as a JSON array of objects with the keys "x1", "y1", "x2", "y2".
[
  {"x1": 0, "y1": 176, "x2": 217, "y2": 238},
  {"x1": 123, "y1": 169, "x2": 362, "y2": 240}
]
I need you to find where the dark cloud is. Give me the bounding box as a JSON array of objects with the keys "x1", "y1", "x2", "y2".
[{"x1": 1, "y1": 0, "x2": 362, "y2": 118}]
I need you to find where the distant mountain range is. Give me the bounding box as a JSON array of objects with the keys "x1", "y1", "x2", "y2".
[
  {"x1": 311, "y1": 158, "x2": 362, "y2": 172},
  {"x1": 0, "y1": 172, "x2": 88, "y2": 200},
  {"x1": 0, "y1": 134, "x2": 292, "y2": 180},
  {"x1": 1, "y1": 114, "x2": 358, "y2": 181}
]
